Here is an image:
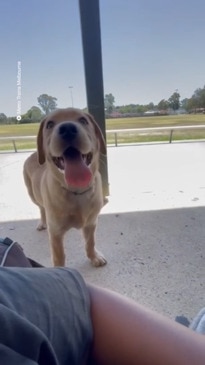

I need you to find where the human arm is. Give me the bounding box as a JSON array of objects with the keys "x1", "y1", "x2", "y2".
[{"x1": 88, "y1": 284, "x2": 205, "y2": 365}]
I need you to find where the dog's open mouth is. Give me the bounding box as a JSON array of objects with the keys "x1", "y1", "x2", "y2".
[{"x1": 52, "y1": 147, "x2": 93, "y2": 188}]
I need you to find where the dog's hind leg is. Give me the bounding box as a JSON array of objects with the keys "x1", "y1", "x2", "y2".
[{"x1": 83, "y1": 224, "x2": 107, "y2": 267}]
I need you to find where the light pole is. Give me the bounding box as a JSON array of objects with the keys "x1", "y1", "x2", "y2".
[{"x1": 69, "y1": 86, "x2": 74, "y2": 107}]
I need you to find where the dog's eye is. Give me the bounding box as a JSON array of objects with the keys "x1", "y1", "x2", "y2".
[
  {"x1": 79, "y1": 117, "x2": 88, "y2": 125},
  {"x1": 46, "y1": 121, "x2": 55, "y2": 129}
]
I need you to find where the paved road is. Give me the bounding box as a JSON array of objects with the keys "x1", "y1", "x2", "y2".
[{"x1": 0, "y1": 142, "x2": 205, "y2": 323}]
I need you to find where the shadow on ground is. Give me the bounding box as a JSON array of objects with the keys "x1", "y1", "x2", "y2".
[{"x1": 1, "y1": 206, "x2": 205, "y2": 323}]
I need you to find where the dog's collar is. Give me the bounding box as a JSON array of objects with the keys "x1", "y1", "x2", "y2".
[
  {"x1": 72, "y1": 185, "x2": 93, "y2": 195},
  {"x1": 62, "y1": 184, "x2": 94, "y2": 196}
]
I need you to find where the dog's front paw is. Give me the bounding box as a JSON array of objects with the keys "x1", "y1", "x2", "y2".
[
  {"x1": 36, "y1": 222, "x2": 47, "y2": 231},
  {"x1": 91, "y1": 251, "x2": 107, "y2": 267}
]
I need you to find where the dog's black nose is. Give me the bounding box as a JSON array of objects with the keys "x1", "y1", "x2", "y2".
[{"x1": 58, "y1": 123, "x2": 77, "y2": 140}]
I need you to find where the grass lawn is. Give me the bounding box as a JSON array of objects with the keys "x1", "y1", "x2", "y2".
[
  {"x1": 106, "y1": 114, "x2": 205, "y2": 129},
  {"x1": 1, "y1": 114, "x2": 205, "y2": 151}
]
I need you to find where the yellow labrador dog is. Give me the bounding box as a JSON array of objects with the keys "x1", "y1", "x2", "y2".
[{"x1": 23, "y1": 108, "x2": 107, "y2": 267}]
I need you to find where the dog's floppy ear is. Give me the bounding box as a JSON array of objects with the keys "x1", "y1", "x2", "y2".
[
  {"x1": 37, "y1": 118, "x2": 46, "y2": 165},
  {"x1": 87, "y1": 113, "x2": 107, "y2": 155}
]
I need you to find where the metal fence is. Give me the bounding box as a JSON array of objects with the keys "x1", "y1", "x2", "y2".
[
  {"x1": 1, "y1": 125, "x2": 205, "y2": 152},
  {"x1": 107, "y1": 125, "x2": 205, "y2": 146}
]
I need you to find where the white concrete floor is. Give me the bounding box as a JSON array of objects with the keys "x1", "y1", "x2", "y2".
[{"x1": 0, "y1": 142, "x2": 205, "y2": 323}]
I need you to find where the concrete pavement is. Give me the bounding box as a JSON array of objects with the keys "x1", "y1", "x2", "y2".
[{"x1": 0, "y1": 142, "x2": 205, "y2": 323}]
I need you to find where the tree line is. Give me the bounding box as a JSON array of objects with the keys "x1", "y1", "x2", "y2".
[
  {"x1": 0, "y1": 84, "x2": 205, "y2": 124},
  {"x1": 0, "y1": 94, "x2": 57, "y2": 124},
  {"x1": 105, "y1": 85, "x2": 205, "y2": 117}
]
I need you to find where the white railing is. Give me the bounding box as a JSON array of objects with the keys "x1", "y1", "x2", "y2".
[
  {"x1": 1, "y1": 125, "x2": 205, "y2": 152},
  {"x1": 107, "y1": 125, "x2": 205, "y2": 146},
  {"x1": 0, "y1": 136, "x2": 36, "y2": 152}
]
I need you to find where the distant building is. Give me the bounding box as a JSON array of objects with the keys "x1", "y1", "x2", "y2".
[
  {"x1": 189, "y1": 108, "x2": 205, "y2": 114},
  {"x1": 144, "y1": 110, "x2": 160, "y2": 116},
  {"x1": 109, "y1": 111, "x2": 123, "y2": 118}
]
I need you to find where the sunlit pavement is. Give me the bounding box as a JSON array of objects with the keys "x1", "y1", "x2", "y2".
[{"x1": 1, "y1": 142, "x2": 205, "y2": 322}]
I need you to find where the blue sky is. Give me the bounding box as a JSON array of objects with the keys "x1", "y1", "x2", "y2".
[{"x1": 0, "y1": 0, "x2": 205, "y2": 117}]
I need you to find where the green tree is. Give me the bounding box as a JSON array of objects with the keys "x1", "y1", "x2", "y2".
[
  {"x1": 0, "y1": 113, "x2": 7, "y2": 124},
  {"x1": 180, "y1": 98, "x2": 189, "y2": 111},
  {"x1": 192, "y1": 86, "x2": 205, "y2": 108},
  {"x1": 117, "y1": 104, "x2": 146, "y2": 114},
  {"x1": 104, "y1": 93, "x2": 115, "y2": 114},
  {"x1": 187, "y1": 98, "x2": 195, "y2": 111},
  {"x1": 147, "y1": 102, "x2": 155, "y2": 110},
  {"x1": 168, "y1": 91, "x2": 180, "y2": 111},
  {"x1": 37, "y1": 94, "x2": 57, "y2": 115},
  {"x1": 136, "y1": 105, "x2": 146, "y2": 113},
  {"x1": 26, "y1": 106, "x2": 43, "y2": 121},
  {"x1": 157, "y1": 99, "x2": 169, "y2": 110},
  {"x1": 118, "y1": 104, "x2": 135, "y2": 114},
  {"x1": 7, "y1": 117, "x2": 17, "y2": 124}
]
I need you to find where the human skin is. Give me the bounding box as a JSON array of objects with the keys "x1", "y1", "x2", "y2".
[{"x1": 88, "y1": 284, "x2": 205, "y2": 365}]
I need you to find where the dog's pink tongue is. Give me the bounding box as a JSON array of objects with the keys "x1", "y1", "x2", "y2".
[{"x1": 63, "y1": 151, "x2": 92, "y2": 188}]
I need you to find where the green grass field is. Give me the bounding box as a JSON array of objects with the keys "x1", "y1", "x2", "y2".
[
  {"x1": 106, "y1": 113, "x2": 205, "y2": 129},
  {"x1": 0, "y1": 114, "x2": 205, "y2": 151}
]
